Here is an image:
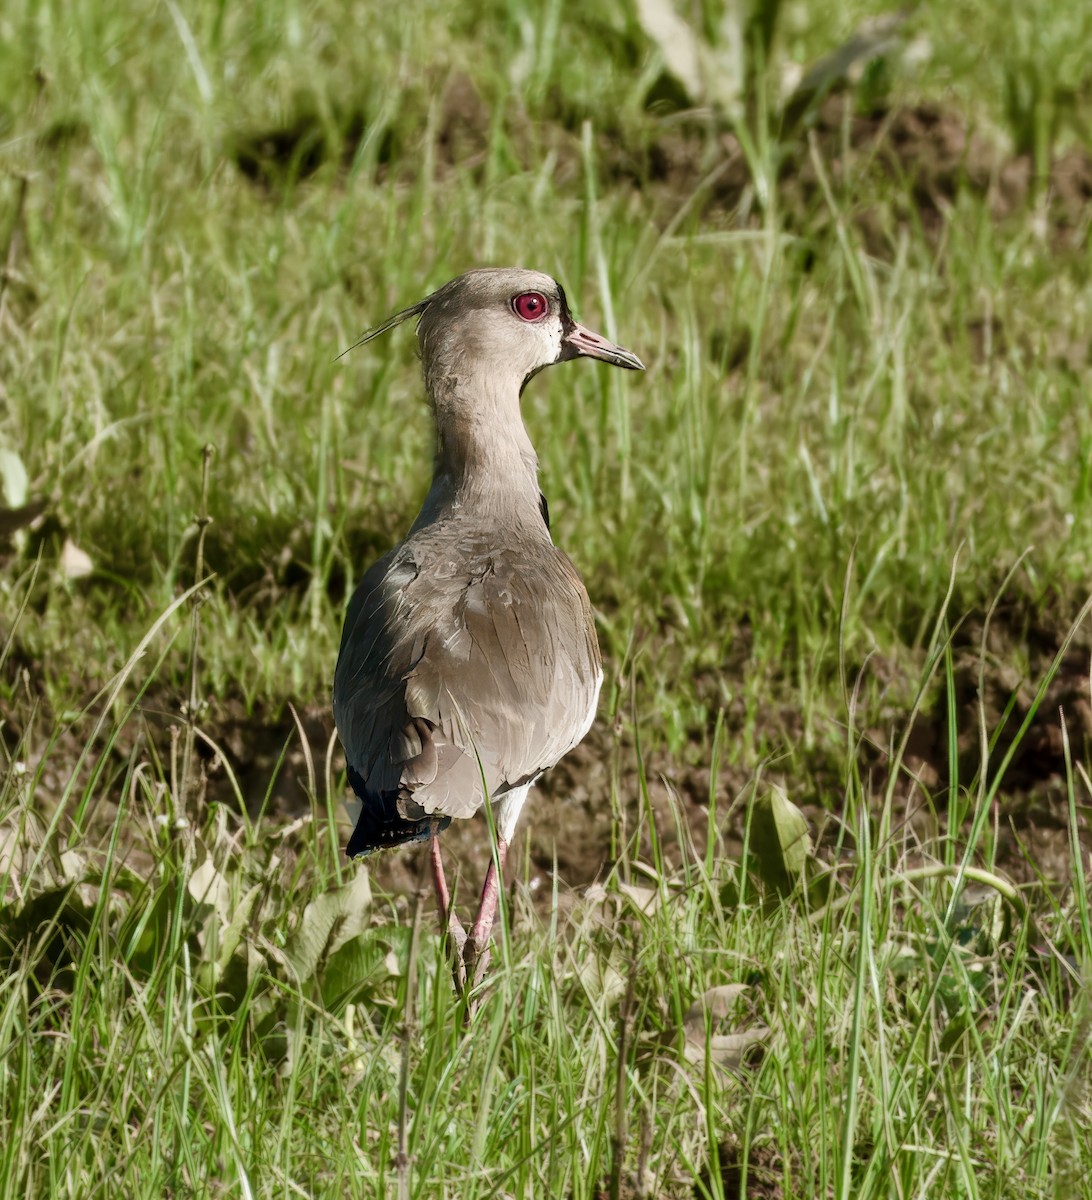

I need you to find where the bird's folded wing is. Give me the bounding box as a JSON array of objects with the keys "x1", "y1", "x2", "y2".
[{"x1": 333, "y1": 545, "x2": 600, "y2": 822}]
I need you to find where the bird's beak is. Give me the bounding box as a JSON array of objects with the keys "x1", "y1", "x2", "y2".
[{"x1": 562, "y1": 321, "x2": 645, "y2": 371}]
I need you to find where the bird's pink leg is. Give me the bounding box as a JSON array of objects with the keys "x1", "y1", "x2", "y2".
[
  {"x1": 429, "y1": 834, "x2": 451, "y2": 917},
  {"x1": 430, "y1": 835, "x2": 467, "y2": 966},
  {"x1": 464, "y1": 837, "x2": 509, "y2": 986}
]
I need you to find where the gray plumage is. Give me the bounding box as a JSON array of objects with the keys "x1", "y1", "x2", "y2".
[{"x1": 333, "y1": 268, "x2": 642, "y2": 857}]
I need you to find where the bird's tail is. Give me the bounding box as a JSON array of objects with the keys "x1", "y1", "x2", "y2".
[{"x1": 345, "y1": 766, "x2": 451, "y2": 858}]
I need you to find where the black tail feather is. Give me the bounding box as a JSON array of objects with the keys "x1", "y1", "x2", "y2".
[{"x1": 345, "y1": 766, "x2": 451, "y2": 858}]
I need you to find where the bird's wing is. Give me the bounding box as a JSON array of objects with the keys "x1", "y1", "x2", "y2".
[{"x1": 333, "y1": 540, "x2": 601, "y2": 822}]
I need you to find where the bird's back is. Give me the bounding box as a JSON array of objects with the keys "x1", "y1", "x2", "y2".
[{"x1": 333, "y1": 514, "x2": 601, "y2": 853}]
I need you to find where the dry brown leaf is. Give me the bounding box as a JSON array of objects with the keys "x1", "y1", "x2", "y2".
[
  {"x1": 683, "y1": 983, "x2": 750, "y2": 1027},
  {"x1": 681, "y1": 984, "x2": 768, "y2": 1074},
  {"x1": 617, "y1": 882, "x2": 663, "y2": 914},
  {"x1": 634, "y1": 0, "x2": 745, "y2": 119},
  {"x1": 634, "y1": 0, "x2": 702, "y2": 99},
  {"x1": 682, "y1": 1030, "x2": 768, "y2": 1071},
  {"x1": 60, "y1": 538, "x2": 93, "y2": 579},
  {"x1": 188, "y1": 855, "x2": 233, "y2": 925},
  {"x1": 576, "y1": 952, "x2": 628, "y2": 1006}
]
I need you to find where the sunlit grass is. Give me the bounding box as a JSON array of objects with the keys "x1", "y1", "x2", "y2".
[
  {"x1": 1, "y1": 597, "x2": 1088, "y2": 1196},
  {"x1": 2, "y1": 0, "x2": 1091, "y2": 1194}
]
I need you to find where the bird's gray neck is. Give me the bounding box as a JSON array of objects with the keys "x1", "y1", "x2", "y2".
[{"x1": 410, "y1": 369, "x2": 545, "y2": 533}]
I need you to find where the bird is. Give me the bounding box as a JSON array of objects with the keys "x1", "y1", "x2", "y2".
[{"x1": 332, "y1": 267, "x2": 643, "y2": 991}]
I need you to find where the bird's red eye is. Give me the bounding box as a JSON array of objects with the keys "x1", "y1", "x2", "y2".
[{"x1": 511, "y1": 291, "x2": 548, "y2": 322}]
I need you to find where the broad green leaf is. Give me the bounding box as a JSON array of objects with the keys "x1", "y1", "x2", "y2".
[
  {"x1": 284, "y1": 867, "x2": 372, "y2": 984},
  {"x1": 214, "y1": 882, "x2": 262, "y2": 978},
  {"x1": 749, "y1": 786, "x2": 812, "y2": 895},
  {"x1": 320, "y1": 925, "x2": 409, "y2": 1011}
]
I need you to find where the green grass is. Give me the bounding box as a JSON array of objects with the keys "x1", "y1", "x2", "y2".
[{"x1": 2, "y1": 0, "x2": 1092, "y2": 1195}]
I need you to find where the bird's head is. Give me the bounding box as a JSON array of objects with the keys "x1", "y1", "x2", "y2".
[{"x1": 343, "y1": 267, "x2": 644, "y2": 396}]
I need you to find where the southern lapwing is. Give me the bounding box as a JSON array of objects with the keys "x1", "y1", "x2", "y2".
[{"x1": 333, "y1": 267, "x2": 643, "y2": 991}]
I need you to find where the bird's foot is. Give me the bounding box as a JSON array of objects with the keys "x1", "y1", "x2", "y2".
[
  {"x1": 430, "y1": 835, "x2": 506, "y2": 1010},
  {"x1": 447, "y1": 921, "x2": 491, "y2": 1005},
  {"x1": 457, "y1": 844, "x2": 505, "y2": 996},
  {"x1": 445, "y1": 908, "x2": 470, "y2": 994},
  {"x1": 462, "y1": 935, "x2": 492, "y2": 992}
]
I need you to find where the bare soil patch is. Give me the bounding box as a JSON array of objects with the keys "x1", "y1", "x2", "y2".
[
  {"x1": 605, "y1": 95, "x2": 1091, "y2": 246},
  {"x1": 226, "y1": 79, "x2": 1092, "y2": 245},
  {"x1": 700, "y1": 1140, "x2": 784, "y2": 1200}
]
